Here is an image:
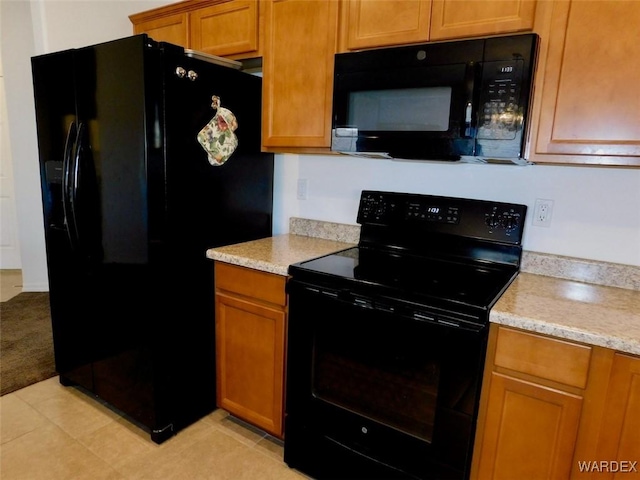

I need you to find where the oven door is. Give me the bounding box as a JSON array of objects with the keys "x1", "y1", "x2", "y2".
[{"x1": 284, "y1": 281, "x2": 488, "y2": 480}]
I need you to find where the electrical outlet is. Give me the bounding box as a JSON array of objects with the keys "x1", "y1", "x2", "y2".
[
  {"x1": 297, "y1": 178, "x2": 308, "y2": 200},
  {"x1": 533, "y1": 198, "x2": 554, "y2": 227}
]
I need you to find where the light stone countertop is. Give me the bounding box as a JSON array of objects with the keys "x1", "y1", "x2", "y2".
[
  {"x1": 491, "y1": 273, "x2": 640, "y2": 356},
  {"x1": 205, "y1": 234, "x2": 355, "y2": 276},
  {"x1": 206, "y1": 218, "x2": 640, "y2": 356}
]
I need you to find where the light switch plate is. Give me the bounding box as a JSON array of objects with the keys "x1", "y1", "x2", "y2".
[{"x1": 297, "y1": 179, "x2": 308, "y2": 200}]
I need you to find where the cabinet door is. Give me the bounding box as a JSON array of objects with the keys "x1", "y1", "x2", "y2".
[
  {"x1": 215, "y1": 292, "x2": 285, "y2": 437},
  {"x1": 533, "y1": 0, "x2": 640, "y2": 165},
  {"x1": 591, "y1": 353, "x2": 640, "y2": 479},
  {"x1": 132, "y1": 12, "x2": 189, "y2": 47},
  {"x1": 262, "y1": 0, "x2": 339, "y2": 149},
  {"x1": 340, "y1": 0, "x2": 431, "y2": 51},
  {"x1": 190, "y1": 0, "x2": 260, "y2": 58},
  {"x1": 475, "y1": 372, "x2": 583, "y2": 480},
  {"x1": 430, "y1": 0, "x2": 536, "y2": 40}
]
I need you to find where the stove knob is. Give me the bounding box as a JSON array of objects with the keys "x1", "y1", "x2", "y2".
[
  {"x1": 485, "y1": 213, "x2": 500, "y2": 229},
  {"x1": 502, "y1": 215, "x2": 519, "y2": 231}
]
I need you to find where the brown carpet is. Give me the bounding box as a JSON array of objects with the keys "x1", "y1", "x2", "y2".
[{"x1": 0, "y1": 292, "x2": 56, "y2": 396}]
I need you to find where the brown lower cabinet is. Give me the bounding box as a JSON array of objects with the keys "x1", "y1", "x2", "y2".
[
  {"x1": 472, "y1": 325, "x2": 640, "y2": 480},
  {"x1": 592, "y1": 353, "x2": 640, "y2": 480},
  {"x1": 214, "y1": 262, "x2": 287, "y2": 438},
  {"x1": 213, "y1": 263, "x2": 640, "y2": 469}
]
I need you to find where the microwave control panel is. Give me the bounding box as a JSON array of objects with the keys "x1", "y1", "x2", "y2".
[{"x1": 477, "y1": 60, "x2": 524, "y2": 141}]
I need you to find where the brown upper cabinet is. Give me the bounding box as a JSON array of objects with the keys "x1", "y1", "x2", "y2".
[
  {"x1": 190, "y1": 1, "x2": 260, "y2": 58},
  {"x1": 261, "y1": 0, "x2": 339, "y2": 150},
  {"x1": 130, "y1": 0, "x2": 263, "y2": 60},
  {"x1": 339, "y1": 0, "x2": 431, "y2": 51},
  {"x1": 339, "y1": 0, "x2": 537, "y2": 51},
  {"x1": 430, "y1": 0, "x2": 537, "y2": 41},
  {"x1": 529, "y1": 0, "x2": 640, "y2": 166},
  {"x1": 130, "y1": 8, "x2": 188, "y2": 46}
]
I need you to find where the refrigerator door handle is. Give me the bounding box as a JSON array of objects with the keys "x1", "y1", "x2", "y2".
[
  {"x1": 68, "y1": 122, "x2": 88, "y2": 252},
  {"x1": 70, "y1": 121, "x2": 102, "y2": 263},
  {"x1": 62, "y1": 121, "x2": 79, "y2": 250}
]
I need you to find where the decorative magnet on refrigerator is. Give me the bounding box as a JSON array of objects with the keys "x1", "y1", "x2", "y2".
[{"x1": 197, "y1": 95, "x2": 239, "y2": 166}]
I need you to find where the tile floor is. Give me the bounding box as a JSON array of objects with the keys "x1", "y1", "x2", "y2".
[
  {"x1": 0, "y1": 378, "x2": 307, "y2": 480},
  {"x1": 0, "y1": 269, "x2": 22, "y2": 302},
  {"x1": 0, "y1": 271, "x2": 308, "y2": 479}
]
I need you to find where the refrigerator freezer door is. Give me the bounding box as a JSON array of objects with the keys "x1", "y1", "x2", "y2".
[{"x1": 33, "y1": 50, "x2": 95, "y2": 389}]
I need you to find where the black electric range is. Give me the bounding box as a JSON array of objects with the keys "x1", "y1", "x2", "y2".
[{"x1": 284, "y1": 190, "x2": 527, "y2": 480}]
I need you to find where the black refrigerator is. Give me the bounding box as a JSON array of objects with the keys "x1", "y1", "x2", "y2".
[{"x1": 31, "y1": 35, "x2": 274, "y2": 443}]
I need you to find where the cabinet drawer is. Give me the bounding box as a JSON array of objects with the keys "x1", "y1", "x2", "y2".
[
  {"x1": 494, "y1": 327, "x2": 592, "y2": 389},
  {"x1": 215, "y1": 262, "x2": 286, "y2": 306}
]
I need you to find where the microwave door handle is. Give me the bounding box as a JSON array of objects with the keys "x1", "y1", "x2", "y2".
[
  {"x1": 464, "y1": 102, "x2": 473, "y2": 137},
  {"x1": 463, "y1": 63, "x2": 480, "y2": 139}
]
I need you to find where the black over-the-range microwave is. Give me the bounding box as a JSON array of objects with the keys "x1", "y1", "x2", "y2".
[{"x1": 331, "y1": 33, "x2": 540, "y2": 164}]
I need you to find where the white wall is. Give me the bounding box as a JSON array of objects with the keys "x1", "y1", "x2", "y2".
[
  {"x1": 0, "y1": 10, "x2": 22, "y2": 269},
  {"x1": 275, "y1": 154, "x2": 640, "y2": 267},
  {"x1": 2, "y1": 0, "x2": 48, "y2": 289},
  {"x1": 2, "y1": 2, "x2": 639, "y2": 294}
]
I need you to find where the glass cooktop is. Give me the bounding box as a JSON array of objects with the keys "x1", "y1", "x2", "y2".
[{"x1": 290, "y1": 246, "x2": 518, "y2": 310}]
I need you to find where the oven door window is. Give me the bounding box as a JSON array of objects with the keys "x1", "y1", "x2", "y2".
[
  {"x1": 312, "y1": 308, "x2": 440, "y2": 443},
  {"x1": 303, "y1": 293, "x2": 484, "y2": 448}
]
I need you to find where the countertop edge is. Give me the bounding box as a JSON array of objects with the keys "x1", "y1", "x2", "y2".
[
  {"x1": 489, "y1": 311, "x2": 640, "y2": 356},
  {"x1": 206, "y1": 233, "x2": 355, "y2": 277},
  {"x1": 207, "y1": 251, "x2": 289, "y2": 276}
]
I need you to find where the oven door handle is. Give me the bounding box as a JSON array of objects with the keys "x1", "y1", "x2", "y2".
[
  {"x1": 413, "y1": 311, "x2": 485, "y2": 333},
  {"x1": 290, "y1": 280, "x2": 486, "y2": 333},
  {"x1": 348, "y1": 289, "x2": 486, "y2": 333}
]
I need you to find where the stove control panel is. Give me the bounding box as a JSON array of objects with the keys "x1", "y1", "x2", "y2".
[
  {"x1": 358, "y1": 190, "x2": 527, "y2": 244},
  {"x1": 484, "y1": 206, "x2": 523, "y2": 232}
]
